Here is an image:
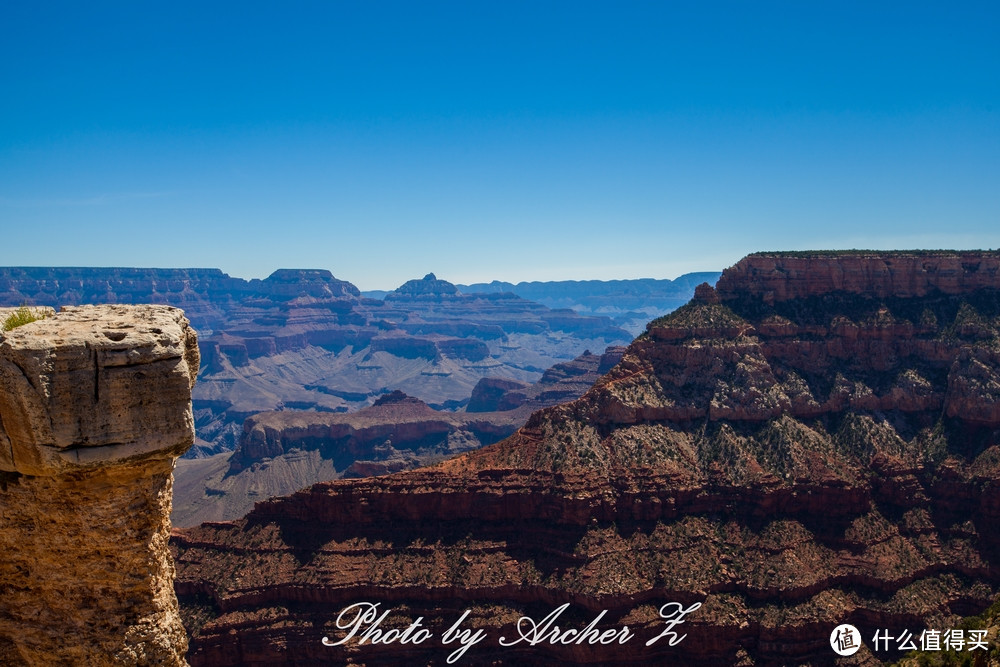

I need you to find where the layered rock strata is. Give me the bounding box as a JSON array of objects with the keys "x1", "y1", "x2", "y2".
[
  {"x1": 172, "y1": 251, "x2": 1000, "y2": 665},
  {"x1": 172, "y1": 349, "x2": 625, "y2": 527},
  {"x1": 467, "y1": 346, "x2": 626, "y2": 412},
  {"x1": 0, "y1": 305, "x2": 198, "y2": 666},
  {"x1": 0, "y1": 268, "x2": 636, "y2": 456},
  {"x1": 188, "y1": 271, "x2": 632, "y2": 454},
  {"x1": 716, "y1": 250, "x2": 1000, "y2": 303},
  {"x1": 230, "y1": 391, "x2": 524, "y2": 477},
  {"x1": 171, "y1": 393, "x2": 528, "y2": 527}
]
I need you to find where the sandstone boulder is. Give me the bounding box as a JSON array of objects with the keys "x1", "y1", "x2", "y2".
[{"x1": 0, "y1": 304, "x2": 198, "y2": 666}]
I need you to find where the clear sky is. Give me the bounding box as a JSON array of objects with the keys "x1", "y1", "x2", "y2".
[{"x1": 1, "y1": 2, "x2": 998, "y2": 290}]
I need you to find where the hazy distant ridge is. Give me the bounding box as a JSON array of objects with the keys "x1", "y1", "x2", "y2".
[
  {"x1": 460, "y1": 272, "x2": 719, "y2": 297},
  {"x1": 455, "y1": 273, "x2": 722, "y2": 334}
]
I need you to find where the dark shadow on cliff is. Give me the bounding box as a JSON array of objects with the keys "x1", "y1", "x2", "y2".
[{"x1": 258, "y1": 514, "x2": 591, "y2": 573}]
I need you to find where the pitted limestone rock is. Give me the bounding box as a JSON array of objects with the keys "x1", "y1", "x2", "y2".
[
  {"x1": 0, "y1": 304, "x2": 198, "y2": 474},
  {"x1": 0, "y1": 304, "x2": 198, "y2": 666}
]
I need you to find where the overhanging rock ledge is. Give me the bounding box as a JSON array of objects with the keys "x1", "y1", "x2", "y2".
[{"x1": 0, "y1": 304, "x2": 198, "y2": 666}]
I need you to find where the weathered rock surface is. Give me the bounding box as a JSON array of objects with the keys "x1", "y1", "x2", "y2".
[
  {"x1": 230, "y1": 390, "x2": 523, "y2": 475},
  {"x1": 171, "y1": 271, "x2": 634, "y2": 455},
  {"x1": 465, "y1": 376, "x2": 532, "y2": 412},
  {"x1": 172, "y1": 349, "x2": 623, "y2": 527},
  {"x1": 172, "y1": 387, "x2": 523, "y2": 529},
  {"x1": 169, "y1": 393, "x2": 525, "y2": 527},
  {"x1": 716, "y1": 250, "x2": 1000, "y2": 303},
  {"x1": 0, "y1": 304, "x2": 198, "y2": 666},
  {"x1": 388, "y1": 273, "x2": 459, "y2": 297},
  {"x1": 467, "y1": 346, "x2": 625, "y2": 412},
  {"x1": 173, "y1": 252, "x2": 1000, "y2": 665}
]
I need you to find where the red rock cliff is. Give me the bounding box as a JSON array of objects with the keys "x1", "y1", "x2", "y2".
[
  {"x1": 716, "y1": 250, "x2": 1000, "y2": 303},
  {"x1": 173, "y1": 252, "x2": 1000, "y2": 665}
]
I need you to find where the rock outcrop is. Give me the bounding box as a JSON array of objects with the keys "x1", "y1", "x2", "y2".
[
  {"x1": 388, "y1": 273, "x2": 460, "y2": 297},
  {"x1": 230, "y1": 390, "x2": 522, "y2": 476},
  {"x1": 715, "y1": 250, "x2": 1000, "y2": 303},
  {"x1": 172, "y1": 251, "x2": 1000, "y2": 665},
  {"x1": 172, "y1": 349, "x2": 625, "y2": 527},
  {"x1": 467, "y1": 346, "x2": 625, "y2": 412},
  {"x1": 0, "y1": 305, "x2": 198, "y2": 665},
  {"x1": 171, "y1": 393, "x2": 526, "y2": 528}
]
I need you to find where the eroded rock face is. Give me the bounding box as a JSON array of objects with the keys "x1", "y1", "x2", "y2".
[
  {"x1": 229, "y1": 391, "x2": 525, "y2": 476},
  {"x1": 187, "y1": 271, "x2": 632, "y2": 455},
  {"x1": 172, "y1": 252, "x2": 1000, "y2": 665},
  {"x1": 172, "y1": 348, "x2": 629, "y2": 527},
  {"x1": 467, "y1": 346, "x2": 626, "y2": 412},
  {"x1": 0, "y1": 304, "x2": 198, "y2": 666},
  {"x1": 716, "y1": 250, "x2": 1000, "y2": 303}
]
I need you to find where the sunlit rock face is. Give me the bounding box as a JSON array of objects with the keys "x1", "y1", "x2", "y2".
[
  {"x1": 173, "y1": 251, "x2": 1000, "y2": 665},
  {"x1": 0, "y1": 304, "x2": 198, "y2": 666}
]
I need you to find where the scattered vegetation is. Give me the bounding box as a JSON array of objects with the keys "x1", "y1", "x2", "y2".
[
  {"x1": 648, "y1": 301, "x2": 748, "y2": 330},
  {"x1": 892, "y1": 593, "x2": 1000, "y2": 666},
  {"x1": 2, "y1": 306, "x2": 50, "y2": 332}
]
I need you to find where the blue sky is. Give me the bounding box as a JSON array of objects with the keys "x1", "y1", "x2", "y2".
[{"x1": 1, "y1": 2, "x2": 998, "y2": 290}]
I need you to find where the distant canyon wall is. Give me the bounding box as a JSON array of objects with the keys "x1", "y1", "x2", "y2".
[{"x1": 1, "y1": 268, "x2": 639, "y2": 455}]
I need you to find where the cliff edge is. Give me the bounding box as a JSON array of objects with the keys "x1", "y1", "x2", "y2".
[
  {"x1": 0, "y1": 305, "x2": 199, "y2": 666},
  {"x1": 173, "y1": 252, "x2": 1000, "y2": 665}
]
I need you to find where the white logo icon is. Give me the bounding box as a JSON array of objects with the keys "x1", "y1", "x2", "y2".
[{"x1": 830, "y1": 624, "x2": 861, "y2": 656}]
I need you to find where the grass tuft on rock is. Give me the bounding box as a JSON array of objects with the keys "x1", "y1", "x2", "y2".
[{"x1": 2, "y1": 306, "x2": 50, "y2": 332}]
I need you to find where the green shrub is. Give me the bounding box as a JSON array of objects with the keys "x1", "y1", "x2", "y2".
[{"x1": 2, "y1": 306, "x2": 49, "y2": 332}]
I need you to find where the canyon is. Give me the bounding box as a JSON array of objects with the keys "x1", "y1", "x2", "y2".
[
  {"x1": 171, "y1": 251, "x2": 1000, "y2": 664},
  {"x1": 172, "y1": 346, "x2": 624, "y2": 526},
  {"x1": 2, "y1": 268, "x2": 701, "y2": 539},
  {"x1": 1, "y1": 268, "x2": 652, "y2": 456}
]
